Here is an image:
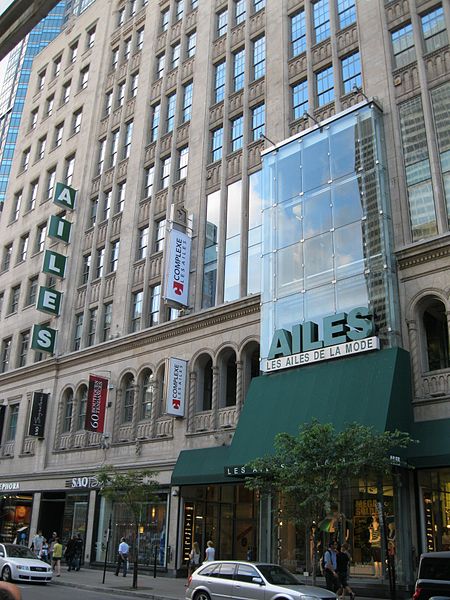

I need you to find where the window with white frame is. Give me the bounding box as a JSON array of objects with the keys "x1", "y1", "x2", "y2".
[
  {"x1": 391, "y1": 23, "x2": 415, "y2": 69},
  {"x1": 54, "y1": 122, "x2": 64, "y2": 148},
  {"x1": 109, "y1": 240, "x2": 120, "y2": 272},
  {"x1": 161, "y1": 8, "x2": 170, "y2": 32},
  {"x1": 156, "y1": 53, "x2": 165, "y2": 79},
  {"x1": 212, "y1": 127, "x2": 223, "y2": 161},
  {"x1": 65, "y1": 154, "x2": 75, "y2": 186},
  {"x1": 252, "y1": 103, "x2": 265, "y2": 140},
  {"x1": 87, "y1": 26, "x2": 96, "y2": 48},
  {"x1": 103, "y1": 189, "x2": 112, "y2": 220},
  {"x1": 18, "y1": 235, "x2": 29, "y2": 263},
  {"x1": 233, "y1": 49, "x2": 245, "y2": 91},
  {"x1": 231, "y1": 115, "x2": 244, "y2": 151},
  {"x1": 151, "y1": 103, "x2": 160, "y2": 141},
  {"x1": 182, "y1": 81, "x2": 193, "y2": 122},
  {"x1": 171, "y1": 42, "x2": 181, "y2": 69},
  {"x1": 11, "y1": 191, "x2": 22, "y2": 221},
  {"x1": 116, "y1": 181, "x2": 126, "y2": 213},
  {"x1": 117, "y1": 81, "x2": 126, "y2": 106},
  {"x1": 110, "y1": 129, "x2": 119, "y2": 167},
  {"x1": 98, "y1": 138, "x2": 106, "y2": 175},
  {"x1": 161, "y1": 156, "x2": 172, "y2": 188},
  {"x1": 123, "y1": 122, "x2": 133, "y2": 158},
  {"x1": 37, "y1": 136, "x2": 46, "y2": 160},
  {"x1": 149, "y1": 284, "x2": 161, "y2": 326},
  {"x1": 214, "y1": 61, "x2": 226, "y2": 103},
  {"x1": 178, "y1": 146, "x2": 189, "y2": 179},
  {"x1": 105, "y1": 91, "x2": 113, "y2": 115},
  {"x1": 81, "y1": 253, "x2": 91, "y2": 284},
  {"x1": 235, "y1": 0, "x2": 246, "y2": 25},
  {"x1": 53, "y1": 55, "x2": 62, "y2": 77},
  {"x1": 46, "y1": 167, "x2": 56, "y2": 200},
  {"x1": 316, "y1": 65, "x2": 334, "y2": 106},
  {"x1": 96, "y1": 247, "x2": 105, "y2": 278},
  {"x1": 69, "y1": 41, "x2": 78, "y2": 63},
  {"x1": 131, "y1": 290, "x2": 143, "y2": 331},
  {"x1": 187, "y1": 30, "x2": 196, "y2": 58},
  {"x1": 166, "y1": 93, "x2": 177, "y2": 132},
  {"x1": 154, "y1": 219, "x2": 166, "y2": 252},
  {"x1": 22, "y1": 148, "x2": 30, "y2": 171},
  {"x1": 72, "y1": 108, "x2": 83, "y2": 134},
  {"x1": 87, "y1": 307, "x2": 97, "y2": 346},
  {"x1": 79, "y1": 65, "x2": 89, "y2": 90},
  {"x1": 35, "y1": 222, "x2": 47, "y2": 253},
  {"x1": 73, "y1": 314, "x2": 83, "y2": 350},
  {"x1": 137, "y1": 226, "x2": 149, "y2": 260},
  {"x1": 102, "y1": 303, "x2": 112, "y2": 341},
  {"x1": 130, "y1": 72, "x2": 139, "y2": 97},
  {"x1": 217, "y1": 9, "x2": 228, "y2": 37},
  {"x1": 28, "y1": 180, "x2": 39, "y2": 211},
  {"x1": 421, "y1": 6, "x2": 448, "y2": 54},
  {"x1": 123, "y1": 37, "x2": 132, "y2": 61},
  {"x1": 144, "y1": 165, "x2": 155, "y2": 198},
  {"x1": 291, "y1": 10, "x2": 306, "y2": 57},
  {"x1": 253, "y1": 36, "x2": 265, "y2": 79},
  {"x1": 136, "y1": 27, "x2": 144, "y2": 51}
]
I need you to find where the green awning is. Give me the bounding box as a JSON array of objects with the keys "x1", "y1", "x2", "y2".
[
  {"x1": 172, "y1": 348, "x2": 414, "y2": 485},
  {"x1": 405, "y1": 419, "x2": 450, "y2": 468}
]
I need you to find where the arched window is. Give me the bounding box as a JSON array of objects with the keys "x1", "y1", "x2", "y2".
[
  {"x1": 77, "y1": 385, "x2": 88, "y2": 430},
  {"x1": 140, "y1": 369, "x2": 154, "y2": 420},
  {"x1": 62, "y1": 389, "x2": 74, "y2": 433},
  {"x1": 220, "y1": 350, "x2": 237, "y2": 407},
  {"x1": 122, "y1": 374, "x2": 135, "y2": 423},
  {"x1": 242, "y1": 342, "x2": 261, "y2": 400},
  {"x1": 196, "y1": 354, "x2": 213, "y2": 411},
  {"x1": 423, "y1": 300, "x2": 449, "y2": 371}
]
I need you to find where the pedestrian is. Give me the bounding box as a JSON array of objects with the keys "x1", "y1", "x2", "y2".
[
  {"x1": 115, "y1": 537, "x2": 129, "y2": 577},
  {"x1": 336, "y1": 543, "x2": 355, "y2": 600},
  {"x1": 52, "y1": 537, "x2": 63, "y2": 577},
  {"x1": 73, "y1": 534, "x2": 83, "y2": 571},
  {"x1": 64, "y1": 535, "x2": 77, "y2": 571},
  {"x1": 323, "y1": 540, "x2": 340, "y2": 593},
  {"x1": 204, "y1": 540, "x2": 215, "y2": 562},
  {"x1": 188, "y1": 541, "x2": 201, "y2": 578},
  {"x1": 48, "y1": 532, "x2": 58, "y2": 563},
  {"x1": 30, "y1": 530, "x2": 44, "y2": 558},
  {"x1": 39, "y1": 538, "x2": 49, "y2": 564}
]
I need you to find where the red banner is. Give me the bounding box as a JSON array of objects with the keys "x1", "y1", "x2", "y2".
[{"x1": 85, "y1": 374, "x2": 108, "y2": 433}]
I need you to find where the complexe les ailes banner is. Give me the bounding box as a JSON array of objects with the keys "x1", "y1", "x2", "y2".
[{"x1": 85, "y1": 374, "x2": 108, "y2": 433}]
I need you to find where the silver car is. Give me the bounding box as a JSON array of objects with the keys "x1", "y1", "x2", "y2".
[
  {"x1": 186, "y1": 561, "x2": 337, "y2": 600},
  {"x1": 0, "y1": 543, "x2": 53, "y2": 583}
]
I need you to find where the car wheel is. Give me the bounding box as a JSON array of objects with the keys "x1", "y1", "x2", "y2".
[
  {"x1": 1, "y1": 566, "x2": 12, "y2": 582},
  {"x1": 194, "y1": 591, "x2": 211, "y2": 600}
]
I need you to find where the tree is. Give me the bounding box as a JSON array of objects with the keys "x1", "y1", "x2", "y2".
[
  {"x1": 246, "y1": 420, "x2": 414, "y2": 585},
  {"x1": 97, "y1": 465, "x2": 159, "y2": 589}
]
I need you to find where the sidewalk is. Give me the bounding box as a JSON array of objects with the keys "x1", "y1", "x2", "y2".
[{"x1": 50, "y1": 566, "x2": 399, "y2": 599}]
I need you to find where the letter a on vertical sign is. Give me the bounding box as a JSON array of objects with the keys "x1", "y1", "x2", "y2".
[
  {"x1": 31, "y1": 324, "x2": 57, "y2": 354},
  {"x1": 53, "y1": 182, "x2": 77, "y2": 211},
  {"x1": 85, "y1": 374, "x2": 108, "y2": 433},
  {"x1": 43, "y1": 250, "x2": 67, "y2": 278},
  {"x1": 48, "y1": 215, "x2": 72, "y2": 244}
]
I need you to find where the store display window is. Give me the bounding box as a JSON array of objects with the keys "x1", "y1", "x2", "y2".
[{"x1": 0, "y1": 495, "x2": 33, "y2": 545}]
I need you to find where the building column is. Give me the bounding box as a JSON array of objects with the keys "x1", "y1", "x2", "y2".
[
  {"x1": 236, "y1": 360, "x2": 243, "y2": 416},
  {"x1": 84, "y1": 490, "x2": 97, "y2": 563},
  {"x1": 406, "y1": 319, "x2": 422, "y2": 399},
  {"x1": 29, "y1": 492, "x2": 41, "y2": 541},
  {"x1": 211, "y1": 365, "x2": 219, "y2": 430},
  {"x1": 187, "y1": 371, "x2": 197, "y2": 433}
]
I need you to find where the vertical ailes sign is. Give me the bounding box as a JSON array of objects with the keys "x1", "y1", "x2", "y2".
[
  {"x1": 84, "y1": 374, "x2": 108, "y2": 433},
  {"x1": 31, "y1": 183, "x2": 76, "y2": 355}
]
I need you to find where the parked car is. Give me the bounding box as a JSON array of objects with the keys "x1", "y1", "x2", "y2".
[
  {"x1": 186, "y1": 561, "x2": 337, "y2": 600},
  {"x1": 413, "y1": 551, "x2": 450, "y2": 600},
  {"x1": 0, "y1": 543, "x2": 53, "y2": 583}
]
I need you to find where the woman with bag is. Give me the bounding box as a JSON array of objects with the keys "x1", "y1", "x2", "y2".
[{"x1": 188, "y1": 542, "x2": 201, "y2": 579}]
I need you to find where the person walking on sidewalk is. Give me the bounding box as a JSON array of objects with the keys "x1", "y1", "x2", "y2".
[
  {"x1": 336, "y1": 543, "x2": 355, "y2": 600},
  {"x1": 52, "y1": 538, "x2": 63, "y2": 577},
  {"x1": 323, "y1": 540, "x2": 340, "y2": 593},
  {"x1": 204, "y1": 540, "x2": 215, "y2": 562},
  {"x1": 115, "y1": 537, "x2": 129, "y2": 577},
  {"x1": 188, "y1": 541, "x2": 201, "y2": 578},
  {"x1": 65, "y1": 535, "x2": 77, "y2": 571}
]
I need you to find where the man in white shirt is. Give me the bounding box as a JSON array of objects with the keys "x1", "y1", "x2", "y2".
[
  {"x1": 115, "y1": 537, "x2": 130, "y2": 577},
  {"x1": 30, "y1": 531, "x2": 44, "y2": 558}
]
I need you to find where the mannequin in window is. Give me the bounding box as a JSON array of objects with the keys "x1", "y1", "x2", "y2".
[{"x1": 369, "y1": 515, "x2": 382, "y2": 577}]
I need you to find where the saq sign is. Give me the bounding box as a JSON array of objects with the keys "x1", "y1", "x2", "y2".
[{"x1": 263, "y1": 307, "x2": 379, "y2": 372}]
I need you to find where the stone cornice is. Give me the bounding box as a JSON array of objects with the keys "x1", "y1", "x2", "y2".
[{"x1": 396, "y1": 235, "x2": 450, "y2": 271}]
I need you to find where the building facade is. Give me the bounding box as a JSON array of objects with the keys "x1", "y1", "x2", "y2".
[{"x1": 0, "y1": 0, "x2": 449, "y2": 592}]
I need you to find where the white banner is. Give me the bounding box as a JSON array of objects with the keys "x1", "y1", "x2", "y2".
[
  {"x1": 263, "y1": 336, "x2": 380, "y2": 372},
  {"x1": 166, "y1": 358, "x2": 187, "y2": 417},
  {"x1": 163, "y1": 230, "x2": 191, "y2": 307}
]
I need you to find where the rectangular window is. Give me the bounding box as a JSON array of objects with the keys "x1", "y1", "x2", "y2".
[
  {"x1": 70, "y1": 41, "x2": 78, "y2": 63},
  {"x1": 53, "y1": 55, "x2": 62, "y2": 77},
  {"x1": 102, "y1": 303, "x2": 112, "y2": 341},
  {"x1": 37, "y1": 136, "x2": 46, "y2": 160},
  {"x1": 202, "y1": 190, "x2": 220, "y2": 308},
  {"x1": 151, "y1": 103, "x2": 161, "y2": 141},
  {"x1": 131, "y1": 290, "x2": 143, "y2": 332},
  {"x1": 9, "y1": 285, "x2": 21, "y2": 313},
  {"x1": 72, "y1": 108, "x2": 82, "y2": 134},
  {"x1": 6, "y1": 405, "x2": 19, "y2": 440},
  {"x1": 111, "y1": 47, "x2": 119, "y2": 69},
  {"x1": 252, "y1": 103, "x2": 265, "y2": 140},
  {"x1": 27, "y1": 276, "x2": 39, "y2": 306},
  {"x1": 214, "y1": 61, "x2": 226, "y2": 103},
  {"x1": 313, "y1": 0, "x2": 330, "y2": 43},
  {"x1": 431, "y1": 81, "x2": 450, "y2": 227},
  {"x1": 183, "y1": 82, "x2": 193, "y2": 122},
  {"x1": 187, "y1": 31, "x2": 196, "y2": 58},
  {"x1": 65, "y1": 154, "x2": 75, "y2": 186},
  {"x1": 231, "y1": 115, "x2": 244, "y2": 151},
  {"x1": 110, "y1": 129, "x2": 119, "y2": 167},
  {"x1": 123, "y1": 121, "x2": 133, "y2": 158},
  {"x1": 54, "y1": 122, "x2": 64, "y2": 148},
  {"x1": 144, "y1": 165, "x2": 155, "y2": 198},
  {"x1": 98, "y1": 139, "x2": 106, "y2": 175},
  {"x1": 2, "y1": 244, "x2": 13, "y2": 271},
  {"x1": 22, "y1": 148, "x2": 30, "y2": 171},
  {"x1": 136, "y1": 27, "x2": 145, "y2": 51},
  {"x1": 175, "y1": 0, "x2": 184, "y2": 21},
  {"x1": 155, "y1": 219, "x2": 166, "y2": 252},
  {"x1": 46, "y1": 167, "x2": 56, "y2": 201},
  {"x1": 149, "y1": 284, "x2": 161, "y2": 326},
  {"x1": 87, "y1": 26, "x2": 96, "y2": 48},
  {"x1": 178, "y1": 146, "x2": 189, "y2": 180},
  {"x1": 337, "y1": 0, "x2": 356, "y2": 29},
  {"x1": 130, "y1": 72, "x2": 139, "y2": 97},
  {"x1": 166, "y1": 93, "x2": 177, "y2": 132},
  {"x1": 109, "y1": 240, "x2": 120, "y2": 272},
  {"x1": 35, "y1": 222, "x2": 47, "y2": 253},
  {"x1": 421, "y1": 6, "x2": 448, "y2": 53},
  {"x1": 123, "y1": 37, "x2": 132, "y2": 61},
  {"x1": 235, "y1": 0, "x2": 246, "y2": 25},
  {"x1": 391, "y1": 23, "x2": 415, "y2": 69},
  {"x1": 18, "y1": 330, "x2": 30, "y2": 367},
  {"x1": 161, "y1": 8, "x2": 170, "y2": 32},
  {"x1": 18, "y1": 235, "x2": 29, "y2": 263},
  {"x1": 137, "y1": 227, "x2": 149, "y2": 260},
  {"x1": 316, "y1": 65, "x2": 334, "y2": 106},
  {"x1": 212, "y1": 127, "x2": 223, "y2": 161},
  {"x1": 217, "y1": 9, "x2": 228, "y2": 37},
  {"x1": 103, "y1": 190, "x2": 112, "y2": 221},
  {"x1": 89, "y1": 197, "x2": 98, "y2": 227},
  {"x1": 117, "y1": 6, "x2": 125, "y2": 26},
  {"x1": 81, "y1": 253, "x2": 91, "y2": 284},
  {"x1": 161, "y1": 156, "x2": 172, "y2": 189},
  {"x1": 30, "y1": 109, "x2": 38, "y2": 130},
  {"x1": 253, "y1": 36, "x2": 265, "y2": 80},
  {"x1": 46, "y1": 94, "x2": 54, "y2": 116},
  {"x1": 254, "y1": 0, "x2": 265, "y2": 12},
  {"x1": 116, "y1": 181, "x2": 126, "y2": 213},
  {"x1": 171, "y1": 43, "x2": 181, "y2": 69},
  {"x1": 73, "y1": 313, "x2": 83, "y2": 350},
  {"x1": 341, "y1": 51, "x2": 361, "y2": 94},
  {"x1": 233, "y1": 49, "x2": 245, "y2": 91},
  {"x1": 62, "y1": 81, "x2": 71, "y2": 105},
  {"x1": 28, "y1": 180, "x2": 39, "y2": 211},
  {"x1": 156, "y1": 53, "x2": 165, "y2": 79},
  {"x1": 37, "y1": 70, "x2": 46, "y2": 92},
  {"x1": 1, "y1": 339, "x2": 12, "y2": 373},
  {"x1": 117, "y1": 81, "x2": 125, "y2": 106},
  {"x1": 87, "y1": 307, "x2": 97, "y2": 346},
  {"x1": 96, "y1": 247, "x2": 105, "y2": 278},
  {"x1": 291, "y1": 11, "x2": 306, "y2": 57},
  {"x1": 80, "y1": 65, "x2": 89, "y2": 90},
  {"x1": 224, "y1": 180, "x2": 242, "y2": 302},
  {"x1": 130, "y1": 0, "x2": 136, "y2": 16},
  {"x1": 12, "y1": 191, "x2": 22, "y2": 221}
]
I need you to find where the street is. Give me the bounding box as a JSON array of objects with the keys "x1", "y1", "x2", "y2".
[{"x1": 19, "y1": 582, "x2": 166, "y2": 600}]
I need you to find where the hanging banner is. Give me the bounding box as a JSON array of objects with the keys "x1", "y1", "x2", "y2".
[
  {"x1": 166, "y1": 358, "x2": 187, "y2": 417},
  {"x1": 28, "y1": 392, "x2": 49, "y2": 438},
  {"x1": 163, "y1": 230, "x2": 191, "y2": 307},
  {"x1": 85, "y1": 374, "x2": 108, "y2": 432}
]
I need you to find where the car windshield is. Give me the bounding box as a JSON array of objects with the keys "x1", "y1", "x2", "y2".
[
  {"x1": 257, "y1": 564, "x2": 303, "y2": 586},
  {"x1": 4, "y1": 545, "x2": 36, "y2": 559}
]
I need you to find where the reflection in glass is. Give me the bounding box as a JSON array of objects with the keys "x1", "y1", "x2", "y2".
[
  {"x1": 330, "y1": 117, "x2": 357, "y2": 179},
  {"x1": 203, "y1": 191, "x2": 221, "y2": 308},
  {"x1": 275, "y1": 294, "x2": 304, "y2": 334},
  {"x1": 276, "y1": 243, "x2": 303, "y2": 298},
  {"x1": 276, "y1": 143, "x2": 301, "y2": 202},
  {"x1": 302, "y1": 136, "x2": 330, "y2": 192},
  {"x1": 304, "y1": 232, "x2": 333, "y2": 288},
  {"x1": 335, "y1": 275, "x2": 369, "y2": 314},
  {"x1": 332, "y1": 177, "x2": 363, "y2": 227},
  {"x1": 334, "y1": 222, "x2": 365, "y2": 278},
  {"x1": 224, "y1": 252, "x2": 240, "y2": 302},
  {"x1": 303, "y1": 189, "x2": 331, "y2": 239},
  {"x1": 276, "y1": 198, "x2": 302, "y2": 248},
  {"x1": 304, "y1": 285, "x2": 335, "y2": 325}
]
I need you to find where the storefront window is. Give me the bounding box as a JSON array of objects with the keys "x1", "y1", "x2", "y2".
[
  {"x1": 0, "y1": 495, "x2": 33, "y2": 544},
  {"x1": 95, "y1": 493, "x2": 168, "y2": 567},
  {"x1": 418, "y1": 468, "x2": 450, "y2": 552}
]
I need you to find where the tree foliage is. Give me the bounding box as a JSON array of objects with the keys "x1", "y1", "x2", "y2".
[{"x1": 97, "y1": 465, "x2": 159, "y2": 589}]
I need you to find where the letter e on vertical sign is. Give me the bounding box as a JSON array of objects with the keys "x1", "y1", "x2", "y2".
[
  {"x1": 28, "y1": 392, "x2": 49, "y2": 438},
  {"x1": 166, "y1": 358, "x2": 187, "y2": 417},
  {"x1": 85, "y1": 374, "x2": 108, "y2": 433}
]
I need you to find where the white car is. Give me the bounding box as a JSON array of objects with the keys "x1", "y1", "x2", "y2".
[{"x1": 0, "y1": 543, "x2": 53, "y2": 583}]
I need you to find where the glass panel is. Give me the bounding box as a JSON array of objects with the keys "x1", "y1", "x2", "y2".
[
  {"x1": 335, "y1": 275, "x2": 369, "y2": 313},
  {"x1": 276, "y1": 142, "x2": 301, "y2": 202},
  {"x1": 276, "y1": 197, "x2": 302, "y2": 249},
  {"x1": 302, "y1": 136, "x2": 330, "y2": 193},
  {"x1": 334, "y1": 222, "x2": 365, "y2": 278},
  {"x1": 274, "y1": 294, "x2": 304, "y2": 333},
  {"x1": 276, "y1": 243, "x2": 303, "y2": 298},
  {"x1": 330, "y1": 117, "x2": 358, "y2": 180},
  {"x1": 303, "y1": 189, "x2": 331, "y2": 239},
  {"x1": 332, "y1": 177, "x2": 363, "y2": 227},
  {"x1": 224, "y1": 252, "x2": 240, "y2": 302},
  {"x1": 303, "y1": 284, "x2": 335, "y2": 323},
  {"x1": 303, "y1": 232, "x2": 333, "y2": 288}
]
